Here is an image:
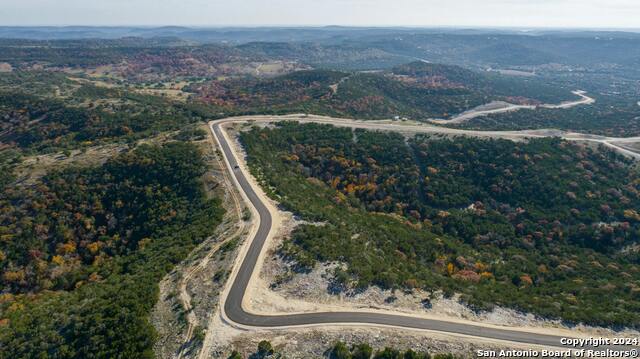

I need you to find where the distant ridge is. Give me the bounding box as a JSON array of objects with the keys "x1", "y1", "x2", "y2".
[{"x1": 1, "y1": 26, "x2": 639, "y2": 42}]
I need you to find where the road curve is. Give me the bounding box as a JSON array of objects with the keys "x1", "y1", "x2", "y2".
[
  {"x1": 211, "y1": 117, "x2": 636, "y2": 349},
  {"x1": 429, "y1": 90, "x2": 595, "y2": 125}
]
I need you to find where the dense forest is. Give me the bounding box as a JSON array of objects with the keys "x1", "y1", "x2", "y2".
[
  {"x1": 0, "y1": 142, "x2": 224, "y2": 358},
  {"x1": 241, "y1": 122, "x2": 640, "y2": 327}
]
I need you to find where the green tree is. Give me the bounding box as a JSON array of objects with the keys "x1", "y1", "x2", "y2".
[
  {"x1": 404, "y1": 349, "x2": 431, "y2": 359},
  {"x1": 352, "y1": 343, "x2": 374, "y2": 359},
  {"x1": 374, "y1": 348, "x2": 402, "y2": 359},
  {"x1": 329, "y1": 341, "x2": 352, "y2": 359},
  {"x1": 257, "y1": 340, "x2": 274, "y2": 358}
]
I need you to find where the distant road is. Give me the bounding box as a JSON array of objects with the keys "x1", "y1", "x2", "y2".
[
  {"x1": 210, "y1": 115, "x2": 640, "y2": 349},
  {"x1": 430, "y1": 90, "x2": 595, "y2": 124}
]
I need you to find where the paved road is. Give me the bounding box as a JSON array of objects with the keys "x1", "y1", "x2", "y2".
[{"x1": 211, "y1": 118, "x2": 637, "y2": 349}]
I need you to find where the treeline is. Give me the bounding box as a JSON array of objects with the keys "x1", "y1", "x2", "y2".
[
  {"x1": 0, "y1": 42, "x2": 240, "y2": 69},
  {"x1": 241, "y1": 122, "x2": 640, "y2": 327},
  {"x1": 0, "y1": 142, "x2": 224, "y2": 358}
]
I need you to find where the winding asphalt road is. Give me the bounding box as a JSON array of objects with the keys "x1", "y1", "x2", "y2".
[{"x1": 211, "y1": 118, "x2": 638, "y2": 350}]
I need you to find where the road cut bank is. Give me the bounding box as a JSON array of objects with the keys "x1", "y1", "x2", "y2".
[{"x1": 477, "y1": 348, "x2": 639, "y2": 358}]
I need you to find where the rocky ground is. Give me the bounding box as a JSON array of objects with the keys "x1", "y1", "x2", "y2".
[{"x1": 218, "y1": 326, "x2": 512, "y2": 358}]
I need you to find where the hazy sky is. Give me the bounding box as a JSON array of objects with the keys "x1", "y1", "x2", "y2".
[{"x1": 3, "y1": 0, "x2": 640, "y2": 28}]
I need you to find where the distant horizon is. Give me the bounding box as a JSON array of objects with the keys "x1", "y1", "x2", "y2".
[
  {"x1": 5, "y1": 0, "x2": 640, "y2": 29},
  {"x1": 1, "y1": 25, "x2": 640, "y2": 32}
]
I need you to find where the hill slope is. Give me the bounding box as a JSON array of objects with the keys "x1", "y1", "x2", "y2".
[
  {"x1": 241, "y1": 122, "x2": 640, "y2": 327},
  {"x1": 191, "y1": 61, "x2": 577, "y2": 120}
]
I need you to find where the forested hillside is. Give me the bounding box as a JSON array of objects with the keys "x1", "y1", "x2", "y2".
[
  {"x1": 236, "y1": 41, "x2": 409, "y2": 70},
  {"x1": 0, "y1": 73, "x2": 212, "y2": 153},
  {"x1": 191, "y1": 62, "x2": 576, "y2": 120},
  {"x1": 0, "y1": 142, "x2": 224, "y2": 358},
  {"x1": 390, "y1": 62, "x2": 571, "y2": 103},
  {"x1": 241, "y1": 122, "x2": 640, "y2": 327}
]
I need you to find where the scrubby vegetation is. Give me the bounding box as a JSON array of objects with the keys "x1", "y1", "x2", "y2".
[
  {"x1": 327, "y1": 341, "x2": 456, "y2": 359},
  {"x1": 227, "y1": 340, "x2": 456, "y2": 358},
  {"x1": 0, "y1": 142, "x2": 224, "y2": 358},
  {"x1": 241, "y1": 122, "x2": 640, "y2": 327}
]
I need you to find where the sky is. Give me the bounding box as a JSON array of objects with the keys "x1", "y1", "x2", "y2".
[{"x1": 2, "y1": 0, "x2": 640, "y2": 28}]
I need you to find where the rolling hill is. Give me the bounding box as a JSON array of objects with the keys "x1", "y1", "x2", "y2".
[{"x1": 192, "y1": 61, "x2": 577, "y2": 120}]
